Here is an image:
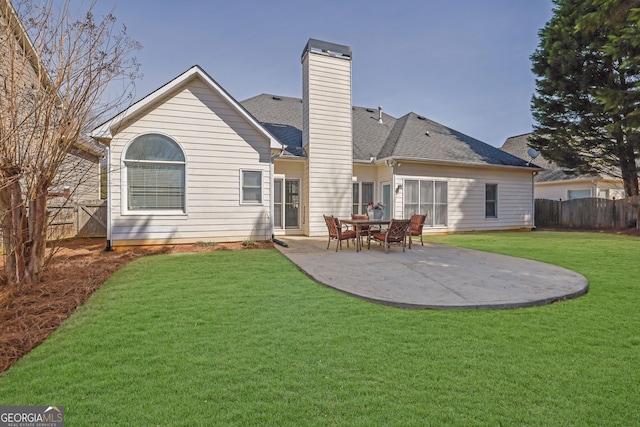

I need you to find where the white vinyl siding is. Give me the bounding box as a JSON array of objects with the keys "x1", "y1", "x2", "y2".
[
  {"x1": 109, "y1": 77, "x2": 272, "y2": 244},
  {"x1": 534, "y1": 180, "x2": 625, "y2": 201},
  {"x1": 52, "y1": 147, "x2": 101, "y2": 202},
  {"x1": 396, "y1": 163, "x2": 534, "y2": 233},
  {"x1": 303, "y1": 50, "x2": 353, "y2": 236}
]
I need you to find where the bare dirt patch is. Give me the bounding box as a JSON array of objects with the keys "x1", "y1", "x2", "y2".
[{"x1": 0, "y1": 238, "x2": 273, "y2": 374}]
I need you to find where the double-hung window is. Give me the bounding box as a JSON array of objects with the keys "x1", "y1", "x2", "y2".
[
  {"x1": 124, "y1": 133, "x2": 186, "y2": 212},
  {"x1": 404, "y1": 180, "x2": 448, "y2": 226},
  {"x1": 241, "y1": 170, "x2": 263, "y2": 204},
  {"x1": 485, "y1": 183, "x2": 498, "y2": 218}
]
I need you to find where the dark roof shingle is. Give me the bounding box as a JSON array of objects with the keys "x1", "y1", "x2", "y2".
[{"x1": 242, "y1": 94, "x2": 533, "y2": 168}]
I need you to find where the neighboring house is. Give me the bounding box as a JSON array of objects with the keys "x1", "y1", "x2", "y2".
[
  {"x1": 0, "y1": 0, "x2": 104, "y2": 204},
  {"x1": 49, "y1": 134, "x2": 105, "y2": 203},
  {"x1": 92, "y1": 38, "x2": 539, "y2": 248},
  {"x1": 501, "y1": 133, "x2": 626, "y2": 201},
  {"x1": 1, "y1": 0, "x2": 104, "y2": 249}
]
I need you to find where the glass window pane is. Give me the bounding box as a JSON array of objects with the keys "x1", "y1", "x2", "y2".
[
  {"x1": 362, "y1": 182, "x2": 374, "y2": 213},
  {"x1": 435, "y1": 181, "x2": 447, "y2": 204},
  {"x1": 486, "y1": 184, "x2": 496, "y2": 201},
  {"x1": 405, "y1": 180, "x2": 418, "y2": 203},
  {"x1": 128, "y1": 164, "x2": 185, "y2": 210},
  {"x1": 404, "y1": 180, "x2": 419, "y2": 218},
  {"x1": 285, "y1": 180, "x2": 300, "y2": 228},
  {"x1": 568, "y1": 189, "x2": 591, "y2": 199},
  {"x1": 353, "y1": 183, "x2": 360, "y2": 214},
  {"x1": 486, "y1": 202, "x2": 497, "y2": 218},
  {"x1": 434, "y1": 204, "x2": 447, "y2": 226},
  {"x1": 434, "y1": 182, "x2": 448, "y2": 226},
  {"x1": 420, "y1": 180, "x2": 433, "y2": 204},
  {"x1": 125, "y1": 134, "x2": 185, "y2": 162},
  {"x1": 274, "y1": 179, "x2": 283, "y2": 228},
  {"x1": 243, "y1": 188, "x2": 261, "y2": 202},
  {"x1": 243, "y1": 171, "x2": 261, "y2": 187}
]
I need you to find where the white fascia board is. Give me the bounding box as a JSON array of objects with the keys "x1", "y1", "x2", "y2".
[{"x1": 379, "y1": 156, "x2": 543, "y2": 172}]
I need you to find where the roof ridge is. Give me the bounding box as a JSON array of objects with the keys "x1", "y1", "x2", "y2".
[{"x1": 378, "y1": 114, "x2": 410, "y2": 158}]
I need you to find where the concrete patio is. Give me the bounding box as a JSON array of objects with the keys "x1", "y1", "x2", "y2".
[{"x1": 274, "y1": 237, "x2": 588, "y2": 309}]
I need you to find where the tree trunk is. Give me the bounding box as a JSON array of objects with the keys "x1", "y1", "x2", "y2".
[
  {"x1": 25, "y1": 182, "x2": 49, "y2": 284},
  {"x1": 2, "y1": 179, "x2": 28, "y2": 286},
  {"x1": 0, "y1": 178, "x2": 49, "y2": 288},
  {"x1": 618, "y1": 134, "x2": 639, "y2": 197}
]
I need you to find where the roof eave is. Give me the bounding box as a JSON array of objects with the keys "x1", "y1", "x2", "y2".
[{"x1": 380, "y1": 156, "x2": 542, "y2": 171}]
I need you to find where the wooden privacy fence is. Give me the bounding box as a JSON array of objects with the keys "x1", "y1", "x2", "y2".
[
  {"x1": 535, "y1": 196, "x2": 639, "y2": 229},
  {"x1": 47, "y1": 199, "x2": 107, "y2": 239},
  {"x1": 1, "y1": 200, "x2": 107, "y2": 253}
]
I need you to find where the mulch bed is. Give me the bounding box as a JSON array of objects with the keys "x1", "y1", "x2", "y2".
[{"x1": 0, "y1": 239, "x2": 273, "y2": 374}]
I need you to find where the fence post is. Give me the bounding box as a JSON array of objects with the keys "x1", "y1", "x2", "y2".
[{"x1": 558, "y1": 199, "x2": 562, "y2": 227}]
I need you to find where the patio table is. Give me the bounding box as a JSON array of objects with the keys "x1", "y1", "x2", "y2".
[{"x1": 340, "y1": 218, "x2": 390, "y2": 252}]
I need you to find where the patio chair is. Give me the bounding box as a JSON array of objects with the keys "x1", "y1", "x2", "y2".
[
  {"x1": 323, "y1": 215, "x2": 357, "y2": 252},
  {"x1": 368, "y1": 219, "x2": 411, "y2": 253},
  {"x1": 351, "y1": 213, "x2": 378, "y2": 246},
  {"x1": 407, "y1": 214, "x2": 426, "y2": 248}
]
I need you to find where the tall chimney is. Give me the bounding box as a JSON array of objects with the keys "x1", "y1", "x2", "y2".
[{"x1": 301, "y1": 39, "x2": 353, "y2": 237}]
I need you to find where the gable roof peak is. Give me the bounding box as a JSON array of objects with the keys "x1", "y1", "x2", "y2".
[{"x1": 91, "y1": 66, "x2": 282, "y2": 150}]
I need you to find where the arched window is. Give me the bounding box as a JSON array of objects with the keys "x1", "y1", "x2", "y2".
[{"x1": 124, "y1": 133, "x2": 185, "y2": 211}]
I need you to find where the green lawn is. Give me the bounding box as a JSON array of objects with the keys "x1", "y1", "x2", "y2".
[{"x1": 0, "y1": 231, "x2": 639, "y2": 426}]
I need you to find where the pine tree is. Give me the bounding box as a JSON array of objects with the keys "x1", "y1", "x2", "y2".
[{"x1": 530, "y1": 0, "x2": 640, "y2": 196}]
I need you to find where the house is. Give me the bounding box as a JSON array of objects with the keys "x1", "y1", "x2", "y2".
[
  {"x1": 92, "y1": 38, "x2": 539, "y2": 248},
  {"x1": 501, "y1": 133, "x2": 626, "y2": 200}
]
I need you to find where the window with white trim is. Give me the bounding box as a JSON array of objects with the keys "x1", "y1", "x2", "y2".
[
  {"x1": 124, "y1": 133, "x2": 185, "y2": 212},
  {"x1": 241, "y1": 170, "x2": 263, "y2": 204},
  {"x1": 568, "y1": 189, "x2": 591, "y2": 200},
  {"x1": 404, "y1": 180, "x2": 447, "y2": 226},
  {"x1": 485, "y1": 183, "x2": 498, "y2": 218}
]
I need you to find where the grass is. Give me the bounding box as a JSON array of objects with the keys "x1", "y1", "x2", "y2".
[{"x1": 0, "y1": 231, "x2": 639, "y2": 426}]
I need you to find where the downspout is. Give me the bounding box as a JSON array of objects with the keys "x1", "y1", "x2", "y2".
[
  {"x1": 104, "y1": 144, "x2": 113, "y2": 251},
  {"x1": 269, "y1": 151, "x2": 275, "y2": 241},
  {"x1": 391, "y1": 164, "x2": 396, "y2": 218}
]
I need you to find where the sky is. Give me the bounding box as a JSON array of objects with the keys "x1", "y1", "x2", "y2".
[{"x1": 84, "y1": 0, "x2": 555, "y2": 147}]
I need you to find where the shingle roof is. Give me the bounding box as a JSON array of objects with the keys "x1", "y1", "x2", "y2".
[
  {"x1": 501, "y1": 133, "x2": 599, "y2": 182},
  {"x1": 380, "y1": 113, "x2": 529, "y2": 166},
  {"x1": 352, "y1": 106, "x2": 396, "y2": 161},
  {"x1": 240, "y1": 94, "x2": 305, "y2": 157},
  {"x1": 242, "y1": 93, "x2": 533, "y2": 168}
]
